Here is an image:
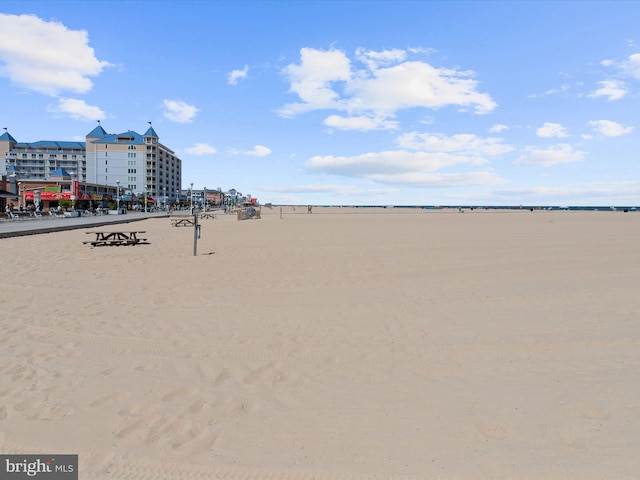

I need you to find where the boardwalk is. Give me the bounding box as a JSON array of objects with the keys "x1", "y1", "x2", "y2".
[{"x1": 0, "y1": 211, "x2": 170, "y2": 238}]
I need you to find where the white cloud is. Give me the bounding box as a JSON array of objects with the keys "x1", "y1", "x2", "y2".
[
  {"x1": 589, "y1": 80, "x2": 627, "y2": 100},
  {"x1": 0, "y1": 13, "x2": 110, "y2": 96},
  {"x1": 588, "y1": 119, "x2": 634, "y2": 137},
  {"x1": 354, "y1": 47, "x2": 407, "y2": 71},
  {"x1": 348, "y1": 61, "x2": 496, "y2": 114},
  {"x1": 489, "y1": 124, "x2": 509, "y2": 133},
  {"x1": 228, "y1": 65, "x2": 249, "y2": 85},
  {"x1": 620, "y1": 53, "x2": 640, "y2": 79},
  {"x1": 279, "y1": 47, "x2": 352, "y2": 116},
  {"x1": 185, "y1": 143, "x2": 217, "y2": 155},
  {"x1": 366, "y1": 171, "x2": 505, "y2": 187},
  {"x1": 162, "y1": 99, "x2": 199, "y2": 123},
  {"x1": 279, "y1": 47, "x2": 496, "y2": 127},
  {"x1": 536, "y1": 122, "x2": 569, "y2": 138},
  {"x1": 495, "y1": 181, "x2": 640, "y2": 202},
  {"x1": 324, "y1": 114, "x2": 398, "y2": 131},
  {"x1": 397, "y1": 132, "x2": 513, "y2": 156},
  {"x1": 259, "y1": 183, "x2": 394, "y2": 196},
  {"x1": 305, "y1": 149, "x2": 505, "y2": 187},
  {"x1": 246, "y1": 145, "x2": 271, "y2": 157},
  {"x1": 544, "y1": 84, "x2": 570, "y2": 95},
  {"x1": 514, "y1": 143, "x2": 585, "y2": 167},
  {"x1": 306, "y1": 150, "x2": 491, "y2": 179},
  {"x1": 230, "y1": 145, "x2": 272, "y2": 157},
  {"x1": 51, "y1": 98, "x2": 105, "y2": 121}
]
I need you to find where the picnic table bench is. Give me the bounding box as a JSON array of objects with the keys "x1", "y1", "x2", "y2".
[
  {"x1": 83, "y1": 231, "x2": 149, "y2": 247},
  {"x1": 171, "y1": 216, "x2": 195, "y2": 227},
  {"x1": 199, "y1": 212, "x2": 216, "y2": 219}
]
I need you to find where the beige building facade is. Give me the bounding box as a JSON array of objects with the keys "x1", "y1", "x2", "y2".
[{"x1": 1, "y1": 124, "x2": 182, "y2": 203}]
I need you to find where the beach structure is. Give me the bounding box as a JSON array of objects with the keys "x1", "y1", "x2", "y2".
[{"x1": 0, "y1": 123, "x2": 183, "y2": 206}]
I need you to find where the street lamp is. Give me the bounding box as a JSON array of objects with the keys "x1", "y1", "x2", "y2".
[
  {"x1": 17, "y1": 182, "x2": 21, "y2": 210},
  {"x1": 116, "y1": 180, "x2": 120, "y2": 212},
  {"x1": 145, "y1": 185, "x2": 149, "y2": 213},
  {"x1": 190, "y1": 182, "x2": 193, "y2": 213},
  {"x1": 203, "y1": 186, "x2": 206, "y2": 211},
  {"x1": 176, "y1": 188, "x2": 179, "y2": 208}
]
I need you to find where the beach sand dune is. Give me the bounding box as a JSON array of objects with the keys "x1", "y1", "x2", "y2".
[{"x1": 1, "y1": 208, "x2": 639, "y2": 479}]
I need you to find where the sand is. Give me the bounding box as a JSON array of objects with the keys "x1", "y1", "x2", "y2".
[{"x1": 1, "y1": 207, "x2": 639, "y2": 479}]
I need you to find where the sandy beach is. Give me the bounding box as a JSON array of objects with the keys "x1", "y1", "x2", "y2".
[{"x1": 1, "y1": 207, "x2": 639, "y2": 479}]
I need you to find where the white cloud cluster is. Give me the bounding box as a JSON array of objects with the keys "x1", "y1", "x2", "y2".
[
  {"x1": 305, "y1": 130, "x2": 511, "y2": 188},
  {"x1": 0, "y1": 13, "x2": 110, "y2": 96},
  {"x1": 495, "y1": 181, "x2": 640, "y2": 202},
  {"x1": 589, "y1": 80, "x2": 627, "y2": 101},
  {"x1": 323, "y1": 114, "x2": 399, "y2": 131},
  {"x1": 185, "y1": 143, "x2": 217, "y2": 155},
  {"x1": 619, "y1": 53, "x2": 640, "y2": 79},
  {"x1": 230, "y1": 145, "x2": 272, "y2": 157},
  {"x1": 514, "y1": 144, "x2": 585, "y2": 167},
  {"x1": 588, "y1": 119, "x2": 634, "y2": 137},
  {"x1": 489, "y1": 124, "x2": 509, "y2": 133},
  {"x1": 228, "y1": 65, "x2": 249, "y2": 85},
  {"x1": 51, "y1": 98, "x2": 106, "y2": 121},
  {"x1": 397, "y1": 132, "x2": 513, "y2": 156},
  {"x1": 162, "y1": 99, "x2": 199, "y2": 123},
  {"x1": 246, "y1": 145, "x2": 272, "y2": 157},
  {"x1": 536, "y1": 122, "x2": 569, "y2": 138},
  {"x1": 280, "y1": 47, "x2": 496, "y2": 130}
]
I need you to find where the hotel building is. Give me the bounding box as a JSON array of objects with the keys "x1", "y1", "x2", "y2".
[{"x1": 0, "y1": 123, "x2": 182, "y2": 204}]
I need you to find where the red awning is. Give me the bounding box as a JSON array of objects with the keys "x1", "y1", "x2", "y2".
[{"x1": 24, "y1": 191, "x2": 90, "y2": 201}]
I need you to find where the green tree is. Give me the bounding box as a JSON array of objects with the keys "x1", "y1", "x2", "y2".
[{"x1": 58, "y1": 198, "x2": 73, "y2": 211}]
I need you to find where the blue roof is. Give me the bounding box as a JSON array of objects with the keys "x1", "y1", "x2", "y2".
[
  {"x1": 87, "y1": 125, "x2": 108, "y2": 138},
  {"x1": 144, "y1": 125, "x2": 159, "y2": 138},
  {"x1": 92, "y1": 130, "x2": 144, "y2": 144},
  {"x1": 14, "y1": 140, "x2": 85, "y2": 150},
  {"x1": 0, "y1": 131, "x2": 17, "y2": 142}
]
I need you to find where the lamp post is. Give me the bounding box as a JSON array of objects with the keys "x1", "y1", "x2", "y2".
[
  {"x1": 17, "y1": 182, "x2": 21, "y2": 210},
  {"x1": 176, "y1": 188, "x2": 179, "y2": 208},
  {"x1": 203, "y1": 186, "x2": 206, "y2": 211},
  {"x1": 116, "y1": 180, "x2": 120, "y2": 212},
  {"x1": 145, "y1": 185, "x2": 149, "y2": 213},
  {"x1": 190, "y1": 182, "x2": 193, "y2": 213}
]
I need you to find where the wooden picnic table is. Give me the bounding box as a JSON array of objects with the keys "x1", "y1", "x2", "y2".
[
  {"x1": 199, "y1": 212, "x2": 216, "y2": 219},
  {"x1": 171, "y1": 217, "x2": 195, "y2": 227},
  {"x1": 83, "y1": 231, "x2": 148, "y2": 247}
]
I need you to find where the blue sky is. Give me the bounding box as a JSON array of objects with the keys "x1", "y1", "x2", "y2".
[{"x1": 1, "y1": 1, "x2": 639, "y2": 206}]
